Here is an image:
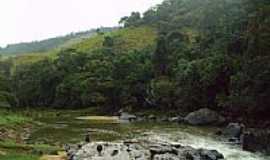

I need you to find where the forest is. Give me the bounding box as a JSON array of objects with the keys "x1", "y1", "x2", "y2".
[
  {"x1": 0, "y1": 0, "x2": 270, "y2": 159},
  {"x1": 0, "y1": 0, "x2": 269, "y2": 121}
]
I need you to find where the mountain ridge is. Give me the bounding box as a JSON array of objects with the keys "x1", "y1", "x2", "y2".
[{"x1": 0, "y1": 27, "x2": 118, "y2": 56}]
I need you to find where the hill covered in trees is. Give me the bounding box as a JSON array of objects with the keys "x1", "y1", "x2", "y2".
[{"x1": 0, "y1": 0, "x2": 269, "y2": 124}]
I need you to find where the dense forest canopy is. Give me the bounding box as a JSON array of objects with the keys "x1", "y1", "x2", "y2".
[{"x1": 0, "y1": 0, "x2": 269, "y2": 122}]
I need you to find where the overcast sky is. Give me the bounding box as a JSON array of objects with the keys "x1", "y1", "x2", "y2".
[{"x1": 0, "y1": 0, "x2": 163, "y2": 47}]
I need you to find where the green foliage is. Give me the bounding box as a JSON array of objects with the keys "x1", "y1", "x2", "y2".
[
  {"x1": 153, "y1": 35, "x2": 169, "y2": 77},
  {"x1": 0, "y1": 154, "x2": 39, "y2": 160},
  {"x1": 72, "y1": 26, "x2": 157, "y2": 53},
  {"x1": 2, "y1": 0, "x2": 269, "y2": 121},
  {"x1": 150, "y1": 77, "x2": 176, "y2": 109},
  {"x1": 0, "y1": 27, "x2": 116, "y2": 56},
  {"x1": 119, "y1": 12, "x2": 142, "y2": 27},
  {"x1": 0, "y1": 110, "x2": 31, "y2": 126}
]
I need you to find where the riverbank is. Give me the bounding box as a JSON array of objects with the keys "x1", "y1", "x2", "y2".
[
  {"x1": 0, "y1": 109, "x2": 61, "y2": 160},
  {"x1": 0, "y1": 108, "x2": 269, "y2": 160}
]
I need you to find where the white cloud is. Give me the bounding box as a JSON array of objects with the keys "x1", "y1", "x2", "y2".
[{"x1": 0, "y1": 0, "x2": 163, "y2": 47}]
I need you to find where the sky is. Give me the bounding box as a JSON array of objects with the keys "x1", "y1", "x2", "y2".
[{"x1": 0, "y1": 0, "x2": 163, "y2": 47}]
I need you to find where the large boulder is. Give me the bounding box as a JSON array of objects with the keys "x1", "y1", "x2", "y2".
[
  {"x1": 224, "y1": 123, "x2": 245, "y2": 138},
  {"x1": 184, "y1": 108, "x2": 225, "y2": 125},
  {"x1": 68, "y1": 140, "x2": 224, "y2": 160}
]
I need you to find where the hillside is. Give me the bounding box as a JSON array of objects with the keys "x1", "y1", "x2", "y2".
[
  {"x1": 0, "y1": 0, "x2": 270, "y2": 159},
  {"x1": 0, "y1": 27, "x2": 117, "y2": 56},
  {"x1": 71, "y1": 26, "x2": 157, "y2": 53},
  {"x1": 0, "y1": 0, "x2": 269, "y2": 123}
]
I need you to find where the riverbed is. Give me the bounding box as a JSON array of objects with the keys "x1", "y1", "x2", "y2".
[{"x1": 26, "y1": 110, "x2": 270, "y2": 160}]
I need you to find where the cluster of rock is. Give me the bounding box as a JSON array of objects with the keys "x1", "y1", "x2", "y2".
[
  {"x1": 119, "y1": 108, "x2": 225, "y2": 126},
  {"x1": 217, "y1": 122, "x2": 270, "y2": 155},
  {"x1": 119, "y1": 108, "x2": 270, "y2": 155},
  {"x1": 66, "y1": 140, "x2": 224, "y2": 160}
]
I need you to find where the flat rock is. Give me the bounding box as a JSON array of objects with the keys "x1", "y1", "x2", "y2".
[{"x1": 68, "y1": 140, "x2": 224, "y2": 160}]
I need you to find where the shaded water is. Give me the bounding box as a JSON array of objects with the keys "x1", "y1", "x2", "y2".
[{"x1": 27, "y1": 111, "x2": 269, "y2": 160}]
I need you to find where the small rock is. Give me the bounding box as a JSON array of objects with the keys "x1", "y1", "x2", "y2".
[
  {"x1": 215, "y1": 130, "x2": 223, "y2": 136},
  {"x1": 160, "y1": 117, "x2": 169, "y2": 122},
  {"x1": 85, "y1": 134, "x2": 91, "y2": 143},
  {"x1": 119, "y1": 112, "x2": 137, "y2": 122},
  {"x1": 199, "y1": 149, "x2": 224, "y2": 160},
  {"x1": 169, "y1": 116, "x2": 184, "y2": 123},
  {"x1": 148, "y1": 114, "x2": 157, "y2": 121}
]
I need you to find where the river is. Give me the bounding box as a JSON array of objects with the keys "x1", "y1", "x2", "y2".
[{"x1": 26, "y1": 110, "x2": 269, "y2": 160}]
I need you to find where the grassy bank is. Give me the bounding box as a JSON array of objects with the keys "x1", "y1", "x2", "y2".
[
  {"x1": 0, "y1": 109, "x2": 61, "y2": 160},
  {"x1": 0, "y1": 110, "x2": 32, "y2": 126}
]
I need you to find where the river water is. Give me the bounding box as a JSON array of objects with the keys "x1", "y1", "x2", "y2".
[{"x1": 27, "y1": 111, "x2": 269, "y2": 160}]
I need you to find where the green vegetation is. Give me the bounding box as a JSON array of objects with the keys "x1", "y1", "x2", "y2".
[
  {"x1": 0, "y1": 0, "x2": 269, "y2": 123},
  {"x1": 0, "y1": 139, "x2": 60, "y2": 160},
  {"x1": 0, "y1": 154, "x2": 39, "y2": 160},
  {"x1": 0, "y1": 140, "x2": 60, "y2": 154},
  {"x1": 0, "y1": 113, "x2": 31, "y2": 126},
  {"x1": 72, "y1": 26, "x2": 157, "y2": 53},
  {"x1": 0, "y1": 27, "x2": 116, "y2": 56}
]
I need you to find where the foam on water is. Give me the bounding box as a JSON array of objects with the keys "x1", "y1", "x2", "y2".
[{"x1": 148, "y1": 131, "x2": 270, "y2": 160}]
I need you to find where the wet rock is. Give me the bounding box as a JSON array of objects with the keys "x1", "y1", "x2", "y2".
[
  {"x1": 169, "y1": 116, "x2": 184, "y2": 123},
  {"x1": 149, "y1": 143, "x2": 178, "y2": 157},
  {"x1": 85, "y1": 134, "x2": 91, "y2": 143},
  {"x1": 161, "y1": 116, "x2": 169, "y2": 122},
  {"x1": 69, "y1": 142, "x2": 150, "y2": 160},
  {"x1": 224, "y1": 123, "x2": 245, "y2": 139},
  {"x1": 215, "y1": 130, "x2": 223, "y2": 136},
  {"x1": 119, "y1": 112, "x2": 137, "y2": 122},
  {"x1": 148, "y1": 114, "x2": 157, "y2": 121},
  {"x1": 136, "y1": 116, "x2": 146, "y2": 122},
  {"x1": 199, "y1": 149, "x2": 224, "y2": 160},
  {"x1": 153, "y1": 153, "x2": 179, "y2": 160},
  {"x1": 68, "y1": 139, "x2": 225, "y2": 160},
  {"x1": 242, "y1": 130, "x2": 270, "y2": 154},
  {"x1": 228, "y1": 137, "x2": 241, "y2": 144},
  {"x1": 184, "y1": 108, "x2": 225, "y2": 126}
]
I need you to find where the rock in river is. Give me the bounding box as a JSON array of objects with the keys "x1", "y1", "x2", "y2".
[
  {"x1": 119, "y1": 112, "x2": 137, "y2": 122},
  {"x1": 184, "y1": 108, "x2": 225, "y2": 125},
  {"x1": 67, "y1": 139, "x2": 224, "y2": 160},
  {"x1": 224, "y1": 123, "x2": 245, "y2": 139},
  {"x1": 242, "y1": 130, "x2": 270, "y2": 155}
]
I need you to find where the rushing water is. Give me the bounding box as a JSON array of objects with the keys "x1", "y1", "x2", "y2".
[
  {"x1": 27, "y1": 111, "x2": 270, "y2": 160},
  {"x1": 147, "y1": 131, "x2": 270, "y2": 160}
]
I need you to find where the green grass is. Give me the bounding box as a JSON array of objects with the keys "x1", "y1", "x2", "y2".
[
  {"x1": 72, "y1": 26, "x2": 157, "y2": 53},
  {"x1": 0, "y1": 140, "x2": 61, "y2": 156},
  {"x1": 0, "y1": 153, "x2": 39, "y2": 160},
  {"x1": 2, "y1": 26, "x2": 157, "y2": 74},
  {"x1": 0, "y1": 110, "x2": 32, "y2": 126}
]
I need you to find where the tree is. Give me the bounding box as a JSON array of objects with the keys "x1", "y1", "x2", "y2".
[
  {"x1": 153, "y1": 35, "x2": 169, "y2": 77},
  {"x1": 119, "y1": 12, "x2": 142, "y2": 27}
]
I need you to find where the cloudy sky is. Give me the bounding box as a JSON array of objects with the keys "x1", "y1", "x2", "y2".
[{"x1": 0, "y1": 0, "x2": 163, "y2": 47}]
